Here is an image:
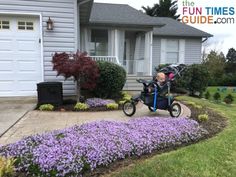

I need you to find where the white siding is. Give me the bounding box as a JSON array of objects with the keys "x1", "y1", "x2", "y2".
[
  {"x1": 152, "y1": 36, "x2": 161, "y2": 73},
  {"x1": 0, "y1": 0, "x2": 77, "y2": 95},
  {"x1": 152, "y1": 36, "x2": 202, "y2": 71},
  {"x1": 185, "y1": 38, "x2": 202, "y2": 64}
]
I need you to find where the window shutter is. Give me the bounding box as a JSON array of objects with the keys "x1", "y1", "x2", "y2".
[
  {"x1": 179, "y1": 39, "x2": 185, "y2": 64},
  {"x1": 160, "y1": 39, "x2": 166, "y2": 64}
]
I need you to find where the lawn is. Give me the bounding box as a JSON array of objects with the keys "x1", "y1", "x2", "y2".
[
  {"x1": 205, "y1": 86, "x2": 236, "y2": 104},
  {"x1": 108, "y1": 96, "x2": 236, "y2": 177}
]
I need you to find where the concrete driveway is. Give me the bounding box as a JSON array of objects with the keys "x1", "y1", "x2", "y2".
[
  {"x1": 0, "y1": 97, "x2": 36, "y2": 138},
  {"x1": 0, "y1": 102, "x2": 190, "y2": 145}
]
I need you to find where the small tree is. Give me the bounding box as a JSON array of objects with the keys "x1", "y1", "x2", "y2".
[
  {"x1": 52, "y1": 51, "x2": 99, "y2": 101},
  {"x1": 213, "y1": 92, "x2": 221, "y2": 103},
  {"x1": 204, "y1": 91, "x2": 211, "y2": 100},
  {"x1": 224, "y1": 94, "x2": 234, "y2": 104},
  {"x1": 180, "y1": 64, "x2": 210, "y2": 96}
]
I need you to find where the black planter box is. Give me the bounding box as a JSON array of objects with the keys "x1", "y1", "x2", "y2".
[{"x1": 37, "y1": 82, "x2": 63, "y2": 106}]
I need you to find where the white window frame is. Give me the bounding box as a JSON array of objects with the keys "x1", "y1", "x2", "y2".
[
  {"x1": 160, "y1": 39, "x2": 185, "y2": 64},
  {"x1": 166, "y1": 39, "x2": 179, "y2": 64},
  {"x1": 0, "y1": 20, "x2": 10, "y2": 30}
]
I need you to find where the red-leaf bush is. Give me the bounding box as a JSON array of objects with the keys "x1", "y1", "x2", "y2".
[{"x1": 52, "y1": 51, "x2": 99, "y2": 100}]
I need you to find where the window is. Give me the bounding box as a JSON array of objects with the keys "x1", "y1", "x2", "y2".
[
  {"x1": 166, "y1": 40, "x2": 179, "y2": 63},
  {"x1": 0, "y1": 20, "x2": 10, "y2": 29},
  {"x1": 18, "y1": 21, "x2": 34, "y2": 30},
  {"x1": 89, "y1": 29, "x2": 108, "y2": 56}
]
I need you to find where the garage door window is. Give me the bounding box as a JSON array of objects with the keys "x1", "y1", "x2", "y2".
[
  {"x1": 18, "y1": 21, "x2": 34, "y2": 30},
  {"x1": 0, "y1": 20, "x2": 10, "y2": 29}
]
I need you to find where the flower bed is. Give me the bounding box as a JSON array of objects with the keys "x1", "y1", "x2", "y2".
[
  {"x1": 85, "y1": 98, "x2": 115, "y2": 107},
  {"x1": 0, "y1": 117, "x2": 208, "y2": 176}
]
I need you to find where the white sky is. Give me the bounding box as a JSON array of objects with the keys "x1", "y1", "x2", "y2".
[{"x1": 95, "y1": 0, "x2": 236, "y2": 55}]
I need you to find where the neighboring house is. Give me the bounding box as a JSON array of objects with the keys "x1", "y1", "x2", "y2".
[{"x1": 0, "y1": 1, "x2": 212, "y2": 97}]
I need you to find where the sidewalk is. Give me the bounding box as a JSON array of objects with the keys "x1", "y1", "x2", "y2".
[
  {"x1": 0, "y1": 102, "x2": 190, "y2": 145},
  {"x1": 0, "y1": 97, "x2": 36, "y2": 138}
]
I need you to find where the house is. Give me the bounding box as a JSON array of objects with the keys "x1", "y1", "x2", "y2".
[{"x1": 0, "y1": 0, "x2": 212, "y2": 97}]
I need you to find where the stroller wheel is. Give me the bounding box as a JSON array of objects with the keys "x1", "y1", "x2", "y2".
[
  {"x1": 169, "y1": 103, "x2": 181, "y2": 117},
  {"x1": 122, "y1": 101, "x2": 136, "y2": 116},
  {"x1": 148, "y1": 106, "x2": 155, "y2": 112}
]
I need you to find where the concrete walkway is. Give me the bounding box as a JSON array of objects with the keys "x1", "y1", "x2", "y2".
[
  {"x1": 0, "y1": 102, "x2": 190, "y2": 145},
  {"x1": 0, "y1": 97, "x2": 36, "y2": 138}
]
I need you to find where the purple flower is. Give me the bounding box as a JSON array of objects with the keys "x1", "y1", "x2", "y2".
[
  {"x1": 0, "y1": 117, "x2": 208, "y2": 176},
  {"x1": 85, "y1": 98, "x2": 115, "y2": 107}
]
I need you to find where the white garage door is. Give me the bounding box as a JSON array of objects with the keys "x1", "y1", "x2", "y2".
[{"x1": 0, "y1": 15, "x2": 42, "y2": 96}]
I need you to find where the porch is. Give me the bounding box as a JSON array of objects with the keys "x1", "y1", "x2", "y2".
[{"x1": 80, "y1": 27, "x2": 153, "y2": 76}]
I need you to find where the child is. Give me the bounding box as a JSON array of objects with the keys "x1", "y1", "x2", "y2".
[
  {"x1": 155, "y1": 72, "x2": 166, "y2": 87},
  {"x1": 148, "y1": 72, "x2": 166, "y2": 92}
]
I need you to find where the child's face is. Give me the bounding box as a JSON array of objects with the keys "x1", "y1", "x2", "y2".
[{"x1": 156, "y1": 73, "x2": 165, "y2": 83}]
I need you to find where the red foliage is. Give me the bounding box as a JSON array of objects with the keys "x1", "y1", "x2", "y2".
[{"x1": 52, "y1": 51, "x2": 99, "y2": 90}]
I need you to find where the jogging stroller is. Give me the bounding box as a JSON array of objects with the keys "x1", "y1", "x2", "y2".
[{"x1": 122, "y1": 64, "x2": 186, "y2": 117}]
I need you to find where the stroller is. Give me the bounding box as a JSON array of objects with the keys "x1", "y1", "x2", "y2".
[{"x1": 122, "y1": 64, "x2": 186, "y2": 117}]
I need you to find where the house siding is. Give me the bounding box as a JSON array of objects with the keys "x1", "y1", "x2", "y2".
[
  {"x1": 0, "y1": 0, "x2": 77, "y2": 95},
  {"x1": 152, "y1": 36, "x2": 202, "y2": 73},
  {"x1": 152, "y1": 36, "x2": 161, "y2": 73},
  {"x1": 185, "y1": 38, "x2": 202, "y2": 64}
]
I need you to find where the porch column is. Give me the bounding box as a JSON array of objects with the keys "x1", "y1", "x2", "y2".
[
  {"x1": 108, "y1": 29, "x2": 124, "y2": 65},
  {"x1": 144, "y1": 31, "x2": 153, "y2": 76},
  {"x1": 80, "y1": 27, "x2": 91, "y2": 53}
]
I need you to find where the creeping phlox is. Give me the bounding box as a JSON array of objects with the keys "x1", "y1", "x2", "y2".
[{"x1": 0, "y1": 118, "x2": 208, "y2": 176}]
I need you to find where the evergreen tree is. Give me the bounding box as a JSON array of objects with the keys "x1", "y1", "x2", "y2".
[
  {"x1": 225, "y1": 48, "x2": 236, "y2": 73},
  {"x1": 142, "y1": 0, "x2": 180, "y2": 20}
]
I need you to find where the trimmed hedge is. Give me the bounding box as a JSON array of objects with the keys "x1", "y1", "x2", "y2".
[{"x1": 94, "y1": 61, "x2": 126, "y2": 98}]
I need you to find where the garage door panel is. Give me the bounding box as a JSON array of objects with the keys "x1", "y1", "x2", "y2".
[
  {"x1": 0, "y1": 81, "x2": 14, "y2": 92},
  {"x1": 17, "y1": 40, "x2": 38, "y2": 52},
  {"x1": 18, "y1": 61, "x2": 37, "y2": 72},
  {"x1": 18, "y1": 81, "x2": 37, "y2": 91},
  {"x1": 0, "y1": 15, "x2": 41, "y2": 97},
  {"x1": 0, "y1": 60, "x2": 14, "y2": 72},
  {"x1": 0, "y1": 39, "x2": 13, "y2": 51}
]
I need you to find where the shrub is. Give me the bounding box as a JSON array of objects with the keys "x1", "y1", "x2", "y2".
[
  {"x1": 204, "y1": 91, "x2": 211, "y2": 99},
  {"x1": 224, "y1": 94, "x2": 234, "y2": 104},
  {"x1": 74, "y1": 103, "x2": 89, "y2": 111},
  {"x1": 106, "y1": 103, "x2": 119, "y2": 110},
  {"x1": 197, "y1": 114, "x2": 209, "y2": 122},
  {"x1": 178, "y1": 64, "x2": 210, "y2": 96},
  {"x1": 39, "y1": 104, "x2": 54, "y2": 111},
  {"x1": 95, "y1": 61, "x2": 126, "y2": 98},
  {"x1": 186, "y1": 101, "x2": 196, "y2": 107},
  {"x1": 121, "y1": 91, "x2": 132, "y2": 101},
  {"x1": 118, "y1": 100, "x2": 126, "y2": 105},
  {"x1": 0, "y1": 156, "x2": 15, "y2": 177},
  {"x1": 0, "y1": 118, "x2": 208, "y2": 176},
  {"x1": 213, "y1": 92, "x2": 221, "y2": 102},
  {"x1": 194, "y1": 105, "x2": 203, "y2": 109}
]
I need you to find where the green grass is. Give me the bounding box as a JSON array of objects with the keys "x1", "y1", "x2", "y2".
[
  {"x1": 109, "y1": 96, "x2": 236, "y2": 177},
  {"x1": 205, "y1": 86, "x2": 236, "y2": 104}
]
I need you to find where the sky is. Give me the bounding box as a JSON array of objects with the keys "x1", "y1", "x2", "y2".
[{"x1": 95, "y1": 0, "x2": 236, "y2": 55}]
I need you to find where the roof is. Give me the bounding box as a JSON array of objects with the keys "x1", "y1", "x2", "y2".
[
  {"x1": 79, "y1": 0, "x2": 93, "y2": 24},
  {"x1": 153, "y1": 17, "x2": 213, "y2": 37},
  {"x1": 89, "y1": 3, "x2": 213, "y2": 38},
  {"x1": 88, "y1": 3, "x2": 165, "y2": 27}
]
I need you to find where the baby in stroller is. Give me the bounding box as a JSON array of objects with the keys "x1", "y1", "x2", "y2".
[
  {"x1": 148, "y1": 72, "x2": 167, "y2": 96},
  {"x1": 122, "y1": 64, "x2": 186, "y2": 117}
]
